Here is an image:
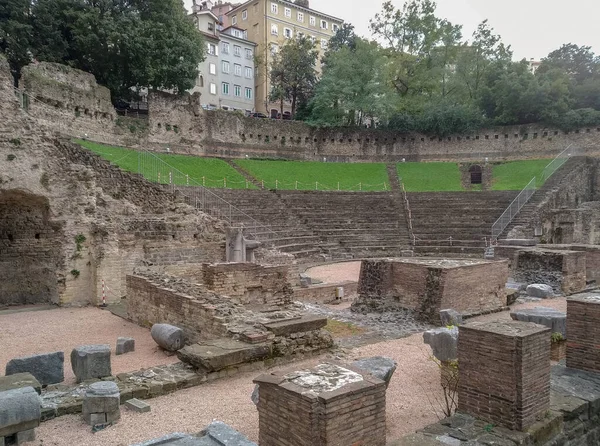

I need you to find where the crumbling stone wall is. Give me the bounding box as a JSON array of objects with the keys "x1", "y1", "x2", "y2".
[
  {"x1": 0, "y1": 190, "x2": 62, "y2": 306},
  {"x1": 201, "y1": 262, "x2": 292, "y2": 306},
  {"x1": 126, "y1": 275, "x2": 230, "y2": 342},
  {"x1": 353, "y1": 258, "x2": 508, "y2": 323},
  {"x1": 512, "y1": 249, "x2": 586, "y2": 294},
  {"x1": 0, "y1": 57, "x2": 226, "y2": 307}
]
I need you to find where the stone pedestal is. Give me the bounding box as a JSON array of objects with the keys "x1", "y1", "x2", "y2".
[
  {"x1": 82, "y1": 381, "x2": 120, "y2": 425},
  {"x1": 254, "y1": 363, "x2": 386, "y2": 446},
  {"x1": 566, "y1": 294, "x2": 600, "y2": 372},
  {"x1": 458, "y1": 320, "x2": 551, "y2": 431}
]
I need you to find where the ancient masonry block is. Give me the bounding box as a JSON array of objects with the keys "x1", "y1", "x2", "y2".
[
  {"x1": 5, "y1": 352, "x2": 64, "y2": 386},
  {"x1": 116, "y1": 337, "x2": 135, "y2": 356},
  {"x1": 254, "y1": 363, "x2": 387, "y2": 446},
  {"x1": 82, "y1": 381, "x2": 120, "y2": 425},
  {"x1": 458, "y1": 320, "x2": 551, "y2": 431},
  {"x1": 125, "y1": 398, "x2": 151, "y2": 413},
  {"x1": 353, "y1": 258, "x2": 509, "y2": 323},
  {"x1": 70, "y1": 345, "x2": 111, "y2": 383},
  {"x1": 566, "y1": 294, "x2": 600, "y2": 373},
  {"x1": 0, "y1": 386, "x2": 41, "y2": 443}
]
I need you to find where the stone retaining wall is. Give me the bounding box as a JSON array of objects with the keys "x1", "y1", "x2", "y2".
[{"x1": 292, "y1": 281, "x2": 358, "y2": 304}]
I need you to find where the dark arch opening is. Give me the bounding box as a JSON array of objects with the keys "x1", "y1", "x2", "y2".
[{"x1": 469, "y1": 165, "x2": 483, "y2": 184}]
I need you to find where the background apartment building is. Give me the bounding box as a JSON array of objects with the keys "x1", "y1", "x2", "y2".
[
  {"x1": 189, "y1": 2, "x2": 257, "y2": 113},
  {"x1": 226, "y1": 0, "x2": 343, "y2": 116}
]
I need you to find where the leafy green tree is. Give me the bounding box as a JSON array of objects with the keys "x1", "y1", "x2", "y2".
[
  {"x1": 0, "y1": 0, "x2": 33, "y2": 82},
  {"x1": 309, "y1": 38, "x2": 393, "y2": 127},
  {"x1": 537, "y1": 43, "x2": 599, "y2": 84},
  {"x1": 29, "y1": 0, "x2": 205, "y2": 99},
  {"x1": 269, "y1": 36, "x2": 318, "y2": 119},
  {"x1": 454, "y1": 20, "x2": 512, "y2": 101}
]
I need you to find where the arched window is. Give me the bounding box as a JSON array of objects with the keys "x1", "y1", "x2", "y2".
[{"x1": 469, "y1": 165, "x2": 483, "y2": 184}]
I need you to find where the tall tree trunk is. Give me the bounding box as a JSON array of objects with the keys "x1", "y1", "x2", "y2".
[{"x1": 291, "y1": 91, "x2": 297, "y2": 120}]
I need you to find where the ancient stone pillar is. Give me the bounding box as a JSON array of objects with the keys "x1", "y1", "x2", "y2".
[
  {"x1": 254, "y1": 363, "x2": 386, "y2": 446},
  {"x1": 566, "y1": 294, "x2": 600, "y2": 372},
  {"x1": 457, "y1": 320, "x2": 550, "y2": 431}
]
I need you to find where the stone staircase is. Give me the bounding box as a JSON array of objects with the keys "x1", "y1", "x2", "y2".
[
  {"x1": 499, "y1": 157, "x2": 588, "y2": 239},
  {"x1": 407, "y1": 191, "x2": 518, "y2": 256},
  {"x1": 276, "y1": 190, "x2": 412, "y2": 259}
]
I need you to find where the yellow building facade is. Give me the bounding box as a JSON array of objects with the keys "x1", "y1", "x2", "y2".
[{"x1": 226, "y1": 0, "x2": 343, "y2": 115}]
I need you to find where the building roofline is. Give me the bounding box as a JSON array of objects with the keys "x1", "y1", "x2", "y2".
[
  {"x1": 190, "y1": 9, "x2": 220, "y2": 22},
  {"x1": 226, "y1": 0, "x2": 343, "y2": 23}
]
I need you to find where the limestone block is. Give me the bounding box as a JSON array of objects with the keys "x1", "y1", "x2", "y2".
[
  {"x1": 351, "y1": 356, "x2": 397, "y2": 388},
  {"x1": 15, "y1": 428, "x2": 35, "y2": 443},
  {"x1": 5, "y1": 352, "x2": 64, "y2": 386},
  {"x1": 129, "y1": 433, "x2": 203, "y2": 445},
  {"x1": 200, "y1": 421, "x2": 257, "y2": 446},
  {"x1": 116, "y1": 337, "x2": 135, "y2": 356},
  {"x1": 510, "y1": 307, "x2": 566, "y2": 338},
  {"x1": 423, "y1": 327, "x2": 459, "y2": 362},
  {"x1": 526, "y1": 284, "x2": 554, "y2": 298},
  {"x1": 82, "y1": 381, "x2": 120, "y2": 425},
  {"x1": 440, "y1": 309, "x2": 462, "y2": 327},
  {"x1": 125, "y1": 398, "x2": 151, "y2": 413},
  {"x1": 151, "y1": 324, "x2": 185, "y2": 352},
  {"x1": 71, "y1": 345, "x2": 111, "y2": 383},
  {"x1": 251, "y1": 384, "x2": 259, "y2": 406},
  {"x1": 0, "y1": 373, "x2": 41, "y2": 395},
  {"x1": 0, "y1": 387, "x2": 41, "y2": 438}
]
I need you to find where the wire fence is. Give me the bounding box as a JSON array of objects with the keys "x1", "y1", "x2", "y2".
[{"x1": 137, "y1": 150, "x2": 279, "y2": 241}]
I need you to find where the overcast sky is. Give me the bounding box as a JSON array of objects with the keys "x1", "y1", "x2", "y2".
[{"x1": 187, "y1": 0, "x2": 600, "y2": 61}]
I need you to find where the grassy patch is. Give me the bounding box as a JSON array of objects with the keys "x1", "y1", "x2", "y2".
[
  {"x1": 397, "y1": 162, "x2": 463, "y2": 191},
  {"x1": 491, "y1": 159, "x2": 552, "y2": 190},
  {"x1": 235, "y1": 159, "x2": 389, "y2": 191},
  {"x1": 324, "y1": 319, "x2": 367, "y2": 338},
  {"x1": 74, "y1": 140, "x2": 251, "y2": 188}
]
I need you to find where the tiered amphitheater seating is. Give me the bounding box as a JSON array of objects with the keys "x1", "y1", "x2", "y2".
[
  {"x1": 276, "y1": 191, "x2": 412, "y2": 258},
  {"x1": 407, "y1": 191, "x2": 518, "y2": 256}
]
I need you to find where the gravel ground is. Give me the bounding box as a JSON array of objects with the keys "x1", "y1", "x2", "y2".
[
  {"x1": 33, "y1": 333, "x2": 443, "y2": 446},
  {"x1": 0, "y1": 307, "x2": 179, "y2": 385},
  {"x1": 304, "y1": 261, "x2": 362, "y2": 283}
]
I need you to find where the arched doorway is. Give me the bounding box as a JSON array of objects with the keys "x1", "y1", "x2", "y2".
[{"x1": 469, "y1": 165, "x2": 483, "y2": 184}]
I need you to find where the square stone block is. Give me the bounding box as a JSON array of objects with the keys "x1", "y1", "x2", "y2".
[
  {"x1": 116, "y1": 337, "x2": 135, "y2": 356},
  {"x1": 15, "y1": 428, "x2": 35, "y2": 444},
  {"x1": 354, "y1": 258, "x2": 509, "y2": 323},
  {"x1": 5, "y1": 352, "x2": 64, "y2": 386},
  {"x1": 71, "y1": 345, "x2": 111, "y2": 383}
]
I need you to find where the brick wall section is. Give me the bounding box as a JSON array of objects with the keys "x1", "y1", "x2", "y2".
[
  {"x1": 566, "y1": 295, "x2": 600, "y2": 373},
  {"x1": 202, "y1": 263, "x2": 292, "y2": 306},
  {"x1": 354, "y1": 259, "x2": 508, "y2": 323},
  {"x1": 126, "y1": 275, "x2": 229, "y2": 342},
  {"x1": 254, "y1": 364, "x2": 386, "y2": 446},
  {"x1": 458, "y1": 321, "x2": 551, "y2": 431}
]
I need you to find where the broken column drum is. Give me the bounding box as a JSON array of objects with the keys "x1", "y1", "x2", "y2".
[{"x1": 82, "y1": 381, "x2": 120, "y2": 425}]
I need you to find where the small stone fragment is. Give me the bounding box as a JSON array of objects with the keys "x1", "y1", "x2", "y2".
[
  {"x1": 251, "y1": 384, "x2": 259, "y2": 406},
  {"x1": 351, "y1": 356, "x2": 397, "y2": 388},
  {"x1": 423, "y1": 327, "x2": 459, "y2": 362},
  {"x1": 125, "y1": 398, "x2": 151, "y2": 413},
  {"x1": 439, "y1": 309, "x2": 462, "y2": 327},
  {"x1": 150, "y1": 324, "x2": 185, "y2": 352},
  {"x1": 526, "y1": 284, "x2": 554, "y2": 298},
  {"x1": 510, "y1": 307, "x2": 566, "y2": 337},
  {"x1": 116, "y1": 337, "x2": 135, "y2": 356}
]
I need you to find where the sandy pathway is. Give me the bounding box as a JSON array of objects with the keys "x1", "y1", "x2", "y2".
[{"x1": 0, "y1": 307, "x2": 178, "y2": 385}]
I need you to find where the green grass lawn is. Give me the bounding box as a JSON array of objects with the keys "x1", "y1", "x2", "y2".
[
  {"x1": 397, "y1": 162, "x2": 463, "y2": 192},
  {"x1": 235, "y1": 159, "x2": 389, "y2": 191},
  {"x1": 491, "y1": 159, "x2": 552, "y2": 190},
  {"x1": 75, "y1": 140, "x2": 252, "y2": 188}
]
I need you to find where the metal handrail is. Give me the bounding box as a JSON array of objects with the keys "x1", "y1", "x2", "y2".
[
  {"x1": 137, "y1": 150, "x2": 279, "y2": 241},
  {"x1": 541, "y1": 144, "x2": 574, "y2": 183},
  {"x1": 400, "y1": 180, "x2": 416, "y2": 246},
  {"x1": 491, "y1": 176, "x2": 536, "y2": 240}
]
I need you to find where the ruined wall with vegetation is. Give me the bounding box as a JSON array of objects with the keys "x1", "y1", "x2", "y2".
[
  {"x1": 17, "y1": 61, "x2": 600, "y2": 163},
  {"x1": 1, "y1": 58, "x2": 226, "y2": 307}
]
